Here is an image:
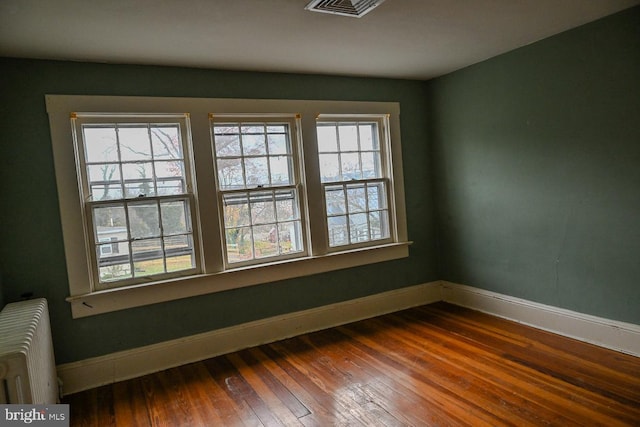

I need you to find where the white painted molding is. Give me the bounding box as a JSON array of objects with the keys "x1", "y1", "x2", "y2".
[
  {"x1": 58, "y1": 280, "x2": 640, "y2": 396},
  {"x1": 441, "y1": 281, "x2": 640, "y2": 358},
  {"x1": 57, "y1": 281, "x2": 442, "y2": 395}
]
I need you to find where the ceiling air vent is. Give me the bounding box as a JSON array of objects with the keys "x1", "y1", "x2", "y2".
[{"x1": 305, "y1": 0, "x2": 386, "y2": 18}]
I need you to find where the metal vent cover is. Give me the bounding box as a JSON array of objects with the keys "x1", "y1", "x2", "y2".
[{"x1": 305, "y1": 0, "x2": 386, "y2": 18}]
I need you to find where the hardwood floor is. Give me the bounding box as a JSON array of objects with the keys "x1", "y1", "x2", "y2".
[{"x1": 64, "y1": 302, "x2": 640, "y2": 426}]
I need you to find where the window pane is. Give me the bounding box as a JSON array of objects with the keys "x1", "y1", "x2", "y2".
[
  {"x1": 214, "y1": 124, "x2": 239, "y2": 135},
  {"x1": 275, "y1": 189, "x2": 298, "y2": 221},
  {"x1": 267, "y1": 133, "x2": 288, "y2": 155},
  {"x1": 279, "y1": 221, "x2": 303, "y2": 254},
  {"x1": 84, "y1": 126, "x2": 119, "y2": 163},
  {"x1": 93, "y1": 205, "x2": 127, "y2": 238},
  {"x1": 132, "y1": 238, "x2": 163, "y2": 277},
  {"x1": 124, "y1": 182, "x2": 154, "y2": 198},
  {"x1": 241, "y1": 125, "x2": 263, "y2": 134},
  {"x1": 347, "y1": 184, "x2": 367, "y2": 213},
  {"x1": 341, "y1": 153, "x2": 361, "y2": 180},
  {"x1": 325, "y1": 186, "x2": 346, "y2": 215},
  {"x1": 119, "y1": 126, "x2": 152, "y2": 161},
  {"x1": 157, "y1": 179, "x2": 185, "y2": 195},
  {"x1": 338, "y1": 125, "x2": 358, "y2": 151},
  {"x1": 122, "y1": 162, "x2": 155, "y2": 197},
  {"x1": 88, "y1": 163, "x2": 120, "y2": 183},
  {"x1": 267, "y1": 125, "x2": 286, "y2": 133},
  {"x1": 269, "y1": 156, "x2": 292, "y2": 185},
  {"x1": 99, "y1": 259, "x2": 132, "y2": 282},
  {"x1": 223, "y1": 193, "x2": 251, "y2": 227},
  {"x1": 155, "y1": 160, "x2": 185, "y2": 179},
  {"x1": 250, "y1": 191, "x2": 276, "y2": 225},
  {"x1": 150, "y1": 125, "x2": 182, "y2": 160},
  {"x1": 156, "y1": 161, "x2": 186, "y2": 195},
  {"x1": 214, "y1": 133, "x2": 242, "y2": 157},
  {"x1": 87, "y1": 164, "x2": 122, "y2": 200},
  {"x1": 226, "y1": 227, "x2": 253, "y2": 263},
  {"x1": 242, "y1": 134, "x2": 267, "y2": 155},
  {"x1": 244, "y1": 157, "x2": 269, "y2": 186},
  {"x1": 90, "y1": 183, "x2": 124, "y2": 200},
  {"x1": 253, "y1": 224, "x2": 278, "y2": 259},
  {"x1": 361, "y1": 151, "x2": 381, "y2": 179},
  {"x1": 367, "y1": 182, "x2": 387, "y2": 210},
  {"x1": 317, "y1": 124, "x2": 338, "y2": 152},
  {"x1": 164, "y1": 235, "x2": 195, "y2": 272},
  {"x1": 161, "y1": 200, "x2": 190, "y2": 235},
  {"x1": 217, "y1": 158, "x2": 244, "y2": 189},
  {"x1": 349, "y1": 213, "x2": 369, "y2": 242},
  {"x1": 369, "y1": 210, "x2": 390, "y2": 240},
  {"x1": 359, "y1": 123, "x2": 378, "y2": 151},
  {"x1": 128, "y1": 202, "x2": 160, "y2": 239},
  {"x1": 328, "y1": 216, "x2": 348, "y2": 247},
  {"x1": 319, "y1": 153, "x2": 340, "y2": 183}
]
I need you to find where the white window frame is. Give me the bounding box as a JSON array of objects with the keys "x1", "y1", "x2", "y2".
[
  {"x1": 47, "y1": 95, "x2": 410, "y2": 318},
  {"x1": 210, "y1": 114, "x2": 309, "y2": 268},
  {"x1": 71, "y1": 113, "x2": 201, "y2": 290},
  {"x1": 315, "y1": 115, "x2": 396, "y2": 251}
]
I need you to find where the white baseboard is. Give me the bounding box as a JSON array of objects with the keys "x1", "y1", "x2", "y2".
[
  {"x1": 441, "y1": 281, "x2": 640, "y2": 358},
  {"x1": 57, "y1": 281, "x2": 442, "y2": 396},
  {"x1": 58, "y1": 280, "x2": 640, "y2": 396}
]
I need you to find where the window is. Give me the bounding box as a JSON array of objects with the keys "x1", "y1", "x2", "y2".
[
  {"x1": 210, "y1": 116, "x2": 307, "y2": 266},
  {"x1": 47, "y1": 96, "x2": 409, "y2": 317},
  {"x1": 316, "y1": 118, "x2": 392, "y2": 248},
  {"x1": 72, "y1": 114, "x2": 199, "y2": 288}
]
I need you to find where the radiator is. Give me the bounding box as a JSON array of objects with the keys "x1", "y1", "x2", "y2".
[{"x1": 0, "y1": 298, "x2": 59, "y2": 404}]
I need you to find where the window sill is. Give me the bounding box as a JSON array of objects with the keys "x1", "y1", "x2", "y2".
[{"x1": 66, "y1": 242, "x2": 412, "y2": 318}]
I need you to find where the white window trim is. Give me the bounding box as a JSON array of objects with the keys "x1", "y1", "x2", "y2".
[{"x1": 47, "y1": 95, "x2": 410, "y2": 318}]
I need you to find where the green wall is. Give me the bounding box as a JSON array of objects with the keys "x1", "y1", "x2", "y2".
[
  {"x1": 2, "y1": 6, "x2": 638, "y2": 366},
  {"x1": 0, "y1": 60, "x2": 437, "y2": 363},
  {"x1": 428, "y1": 7, "x2": 640, "y2": 323}
]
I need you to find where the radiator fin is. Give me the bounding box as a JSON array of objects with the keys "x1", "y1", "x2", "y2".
[{"x1": 0, "y1": 298, "x2": 59, "y2": 404}]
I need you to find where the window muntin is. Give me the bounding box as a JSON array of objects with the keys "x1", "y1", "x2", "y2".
[
  {"x1": 74, "y1": 116, "x2": 199, "y2": 288},
  {"x1": 316, "y1": 119, "x2": 392, "y2": 248},
  {"x1": 211, "y1": 118, "x2": 306, "y2": 266}
]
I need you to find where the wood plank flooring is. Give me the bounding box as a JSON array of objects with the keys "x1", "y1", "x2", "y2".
[{"x1": 64, "y1": 302, "x2": 640, "y2": 426}]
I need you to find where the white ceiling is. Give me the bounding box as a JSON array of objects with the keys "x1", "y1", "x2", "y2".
[{"x1": 1, "y1": 0, "x2": 638, "y2": 80}]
